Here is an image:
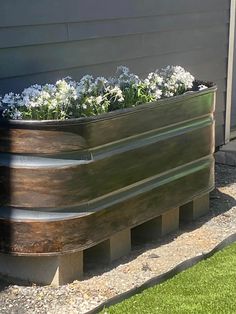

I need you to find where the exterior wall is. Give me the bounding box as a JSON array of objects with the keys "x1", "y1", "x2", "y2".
[
  {"x1": 0, "y1": 0, "x2": 230, "y2": 146},
  {"x1": 232, "y1": 16, "x2": 236, "y2": 132}
]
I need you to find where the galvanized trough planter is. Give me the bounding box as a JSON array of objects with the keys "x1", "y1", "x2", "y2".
[{"x1": 0, "y1": 84, "x2": 216, "y2": 285}]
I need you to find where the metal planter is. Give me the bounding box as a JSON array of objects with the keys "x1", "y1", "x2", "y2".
[{"x1": 0, "y1": 86, "x2": 216, "y2": 256}]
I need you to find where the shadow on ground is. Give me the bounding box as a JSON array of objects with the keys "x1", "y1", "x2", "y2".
[
  {"x1": 0, "y1": 280, "x2": 9, "y2": 292},
  {"x1": 0, "y1": 274, "x2": 26, "y2": 292}
]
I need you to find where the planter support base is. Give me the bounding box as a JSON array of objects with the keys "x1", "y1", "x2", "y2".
[
  {"x1": 131, "y1": 207, "x2": 179, "y2": 244},
  {"x1": 0, "y1": 251, "x2": 83, "y2": 287},
  {"x1": 180, "y1": 193, "x2": 210, "y2": 222},
  {"x1": 110, "y1": 229, "x2": 131, "y2": 261},
  {"x1": 161, "y1": 207, "x2": 179, "y2": 235},
  {"x1": 84, "y1": 228, "x2": 131, "y2": 269}
]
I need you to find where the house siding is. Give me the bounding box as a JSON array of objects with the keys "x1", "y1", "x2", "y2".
[
  {"x1": 231, "y1": 13, "x2": 236, "y2": 133},
  {"x1": 0, "y1": 0, "x2": 230, "y2": 146}
]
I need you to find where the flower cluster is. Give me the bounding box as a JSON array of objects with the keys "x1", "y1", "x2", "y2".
[
  {"x1": 157, "y1": 65, "x2": 195, "y2": 97},
  {"x1": 75, "y1": 75, "x2": 124, "y2": 116},
  {"x1": 0, "y1": 65, "x2": 203, "y2": 120},
  {"x1": 0, "y1": 78, "x2": 78, "y2": 120}
]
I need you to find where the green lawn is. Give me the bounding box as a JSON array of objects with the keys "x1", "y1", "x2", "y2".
[{"x1": 102, "y1": 242, "x2": 236, "y2": 314}]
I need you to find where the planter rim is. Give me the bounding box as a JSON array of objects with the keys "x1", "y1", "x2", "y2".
[{"x1": 0, "y1": 85, "x2": 217, "y2": 127}]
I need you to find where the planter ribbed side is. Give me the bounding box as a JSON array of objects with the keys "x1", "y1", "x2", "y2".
[{"x1": 0, "y1": 86, "x2": 216, "y2": 256}]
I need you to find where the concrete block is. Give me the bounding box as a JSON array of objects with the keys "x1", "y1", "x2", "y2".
[
  {"x1": 161, "y1": 207, "x2": 179, "y2": 236},
  {"x1": 84, "y1": 240, "x2": 110, "y2": 270},
  {"x1": 84, "y1": 229, "x2": 131, "y2": 268},
  {"x1": 0, "y1": 251, "x2": 83, "y2": 287},
  {"x1": 131, "y1": 216, "x2": 162, "y2": 244},
  {"x1": 180, "y1": 193, "x2": 209, "y2": 222},
  {"x1": 131, "y1": 208, "x2": 179, "y2": 244},
  {"x1": 110, "y1": 229, "x2": 131, "y2": 261}
]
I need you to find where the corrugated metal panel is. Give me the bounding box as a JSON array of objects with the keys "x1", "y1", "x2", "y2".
[{"x1": 0, "y1": 0, "x2": 230, "y2": 145}]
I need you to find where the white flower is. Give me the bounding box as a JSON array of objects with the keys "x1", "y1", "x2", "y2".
[
  {"x1": 142, "y1": 72, "x2": 163, "y2": 100},
  {"x1": 116, "y1": 66, "x2": 130, "y2": 76},
  {"x1": 115, "y1": 66, "x2": 141, "y2": 87},
  {"x1": 76, "y1": 75, "x2": 96, "y2": 97},
  {"x1": 2, "y1": 93, "x2": 17, "y2": 105},
  {"x1": 156, "y1": 65, "x2": 195, "y2": 97},
  {"x1": 95, "y1": 77, "x2": 108, "y2": 86},
  {"x1": 147, "y1": 72, "x2": 163, "y2": 86},
  {"x1": 154, "y1": 90, "x2": 162, "y2": 99},
  {"x1": 80, "y1": 75, "x2": 94, "y2": 82},
  {"x1": 48, "y1": 99, "x2": 58, "y2": 110},
  {"x1": 12, "y1": 110, "x2": 22, "y2": 120},
  {"x1": 86, "y1": 96, "x2": 94, "y2": 105},
  {"x1": 198, "y1": 84, "x2": 208, "y2": 91},
  {"x1": 0, "y1": 65, "x2": 197, "y2": 120},
  {"x1": 106, "y1": 85, "x2": 124, "y2": 103},
  {"x1": 95, "y1": 96, "x2": 103, "y2": 104}
]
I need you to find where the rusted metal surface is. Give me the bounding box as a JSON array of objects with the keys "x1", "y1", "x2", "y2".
[{"x1": 0, "y1": 87, "x2": 216, "y2": 255}]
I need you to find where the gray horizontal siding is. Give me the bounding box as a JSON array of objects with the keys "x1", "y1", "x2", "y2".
[
  {"x1": 231, "y1": 18, "x2": 236, "y2": 132},
  {"x1": 0, "y1": 10, "x2": 229, "y2": 49},
  {"x1": 0, "y1": 0, "x2": 229, "y2": 27},
  {"x1": 216, "y1": 125, "x2": 225, "y2": 147},
  {"x1": 0, "y1": 0, "x2": 230, "y2": 146},
  {"x1": 0, "y1": 24, "x2": 68, "y2": 49},
  {"x1": 0, "y1": 52, "x2": 227, "y2": 99},
  {"x1": 231, "y1": 112, "x2": 236, "y2": 130},
  {"x1": 231, "y1": 114, "x2": 236, "y2": 130},
  {"x1": 0, "y1": 26, "x2": 228, "y2": 79},
  {"x1": 215, "y1": 111, "x2": 225, "y2": 126}
]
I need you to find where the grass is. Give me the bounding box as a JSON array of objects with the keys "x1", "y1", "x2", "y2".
[{"x1": 102, "y1": 242, "x2": 236, "y2": 314}]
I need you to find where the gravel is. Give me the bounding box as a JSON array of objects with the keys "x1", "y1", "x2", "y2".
[{"x1": 0, "y1": 163, "x2": 236, "y2": 314}]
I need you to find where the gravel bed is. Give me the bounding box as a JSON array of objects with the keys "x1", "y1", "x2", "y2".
[{"x1": 0, "y1": 163, "x2": 236, "y2": 314}]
